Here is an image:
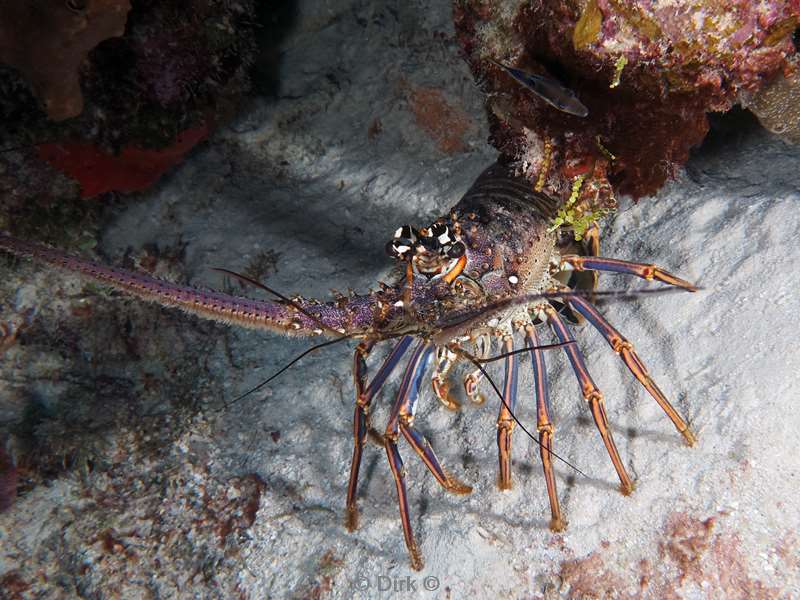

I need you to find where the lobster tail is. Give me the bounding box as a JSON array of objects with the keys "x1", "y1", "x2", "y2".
[{"x1": 0, "y1": 235, "x2": 373, "y2": 338}]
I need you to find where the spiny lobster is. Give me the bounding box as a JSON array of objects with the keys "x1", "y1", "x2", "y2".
[{"x1": 0, "y1": 160, "x2": 697, "y2": 570}]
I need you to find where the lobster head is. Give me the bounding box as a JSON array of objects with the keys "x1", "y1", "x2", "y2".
[{"x1": 386, "y1": 220, "x2": 466, "y2": 281}]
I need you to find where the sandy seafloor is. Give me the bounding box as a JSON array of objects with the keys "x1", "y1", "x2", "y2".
[{"x1": 1, "y1": 0, "x2": 800, "y2": 598}]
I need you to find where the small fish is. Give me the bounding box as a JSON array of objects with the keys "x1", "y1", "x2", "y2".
[{"x1": 489, "y1": 59, "x2": 589, "y2": 118}]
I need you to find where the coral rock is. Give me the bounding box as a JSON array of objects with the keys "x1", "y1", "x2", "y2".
[
  {"x1": 453, "y1": 0, "x2": 800, "y2": 200},
  {"x1": 0, "y1": 444, "x2": 15, "y2": 512},
  {"x1": 0, "y1": 0, "x2": 132, "y2": 121},
  {"x1": 748, "y1": 67, "x2": 800, "y2": 143}
]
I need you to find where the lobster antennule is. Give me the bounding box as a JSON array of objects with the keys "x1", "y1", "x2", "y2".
[{"x1": 0, "y1": 234, "x2": 369, "y2": 338}]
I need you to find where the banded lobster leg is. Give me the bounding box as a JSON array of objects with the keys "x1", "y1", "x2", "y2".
[
  {"x1": 346, "y1": 336, "x2": 413, "y2": 531},
  {"x1": 384, "y1": 340, "x2": 471, "y2": 571},
  {"x1": 525, "y1": 323, "x2": 564, "y2": 531},
  {"x1": 566, "y1": 295, "x2": 696, "y2": 446},
  {"x1": 559, "y1": 255, "x2": 698, "y2": 292},
  {"x1": 545, "y1": 305, "x2": 635, "y2": 495},
  {"x1": 496, "y1": 335, "x2": 518, "y2": 490}
]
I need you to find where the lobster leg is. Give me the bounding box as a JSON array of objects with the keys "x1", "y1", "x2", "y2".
[
  {"x1": 525, "y1": 323, "x2": 564, "y2": 531},
  {"x1": 560, "y1": 255, "x2": 698, "y2": 291},
  {"x1": 384, "y1": 340, "x2": 473, "y2": 569},
  {"x1": 496, "y1": 335, "x2": 518, "y2": 490},
  {"x1": 347, "y1": 340, "x2": 376, "y2": 532},
  {"x1": 384, "y1": 440, "x2": 422, "y2": 570},
  {"x1": 399, "y1": 426, "x2": 472, "y2": 495},
  {"x1": 545, "y1": 306, "x2": 634, "y2": 495},
  {"x1": 566, "y1": 296, "x2": 696, "y2": 446},
  {"x1": 346, "y1": 336, "x2": 413, "y2": 531},
  {"x1": 383, "y1": 340, "x2": 435, "y2": 571}
]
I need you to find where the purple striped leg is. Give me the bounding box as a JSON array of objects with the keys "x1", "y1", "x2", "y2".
[
  {"x1": 560, "y1": 255, "x2": 698, "y2": 291},
  {"x1": 566, "y1": 295, "x2": 696, "y2": 446},
  {"x1": 346, "y1": 336, "x2": 413, "y2": 531},
  {"x1": 496, "y1": 336, "x2": 519, "y2": 490},
  {"x1": 525, "y1": 323, "x2": 564, "y2": 531},
  {"x1": 384, "y1": 340, "x2": 471, "y2": 571},
  {"x1": 545, "y1": 306, "x2": 634, "y2": 495}
]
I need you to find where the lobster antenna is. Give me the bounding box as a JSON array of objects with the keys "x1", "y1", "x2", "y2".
[
  {"x1": 217, "y1": 335, "x2": 352, "y2": 412},
  {"x1": 476, "y1": 340, "x2": 575, "y2": 363},
  {"x1": 435, "y1": 286, "x2": 694, "y2": 334},
  {"x1": 459, "y1": 350, "x2": 588, "y2": 478},
  {"x1": 212, "y1": 267, "x2": 347, "y2": 338}
]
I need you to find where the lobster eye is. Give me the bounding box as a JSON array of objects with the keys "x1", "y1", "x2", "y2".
[
  {"x1": 430, "y1": 222, "x2": 454, "y2": 246},
  {"x1": 386, "y1": 239, "x2": 413, "y2": 260},
  {"x1": 446, "y1": 241, "x2": 465, "y2": 259},
  {"x1": 386, "y1": 225, "x2": 418, "y2": 261}
]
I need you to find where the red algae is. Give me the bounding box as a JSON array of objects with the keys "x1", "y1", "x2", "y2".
[{"x1": 37, "y1": 124, "x2": 209, "y2": 198}]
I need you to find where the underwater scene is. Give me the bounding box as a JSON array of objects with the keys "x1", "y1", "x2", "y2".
[{"x1": 1, "y1": 1, "x2": 799, "y2": 598}]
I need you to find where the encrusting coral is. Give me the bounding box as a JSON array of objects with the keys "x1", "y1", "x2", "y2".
[
  {"x1": 453, "y1": 0, "x2": 800, "y2": 215},
  {"x1": 747, "y1": 65, "x2": 800, "y2": 143}
]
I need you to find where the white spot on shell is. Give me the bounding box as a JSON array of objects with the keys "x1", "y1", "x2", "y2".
[
  {"x1": 508, "y1": 275, "x2": 519, "y2": 284},
  {"x1": 488, "y1": 318, "x2": 499, "y2": 327},
  {"x1": 393, "y1": 300, "x2": 404, "y2": 307}
]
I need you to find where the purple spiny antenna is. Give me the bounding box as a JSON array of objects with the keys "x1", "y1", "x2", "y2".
[{"x1": 0, "y1": 235, "x2": 371, "y2": 337}]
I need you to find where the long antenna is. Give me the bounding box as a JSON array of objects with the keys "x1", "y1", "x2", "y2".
[
  {"x1": 435, "y1": 286, "x2": 693, "y2": 333},
  {"x1": 212, "y1": 267, "x2": 348, "y2": 338},
  {"x1": 474, "y1": 341, "x2": 575, "y2": 363}
]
